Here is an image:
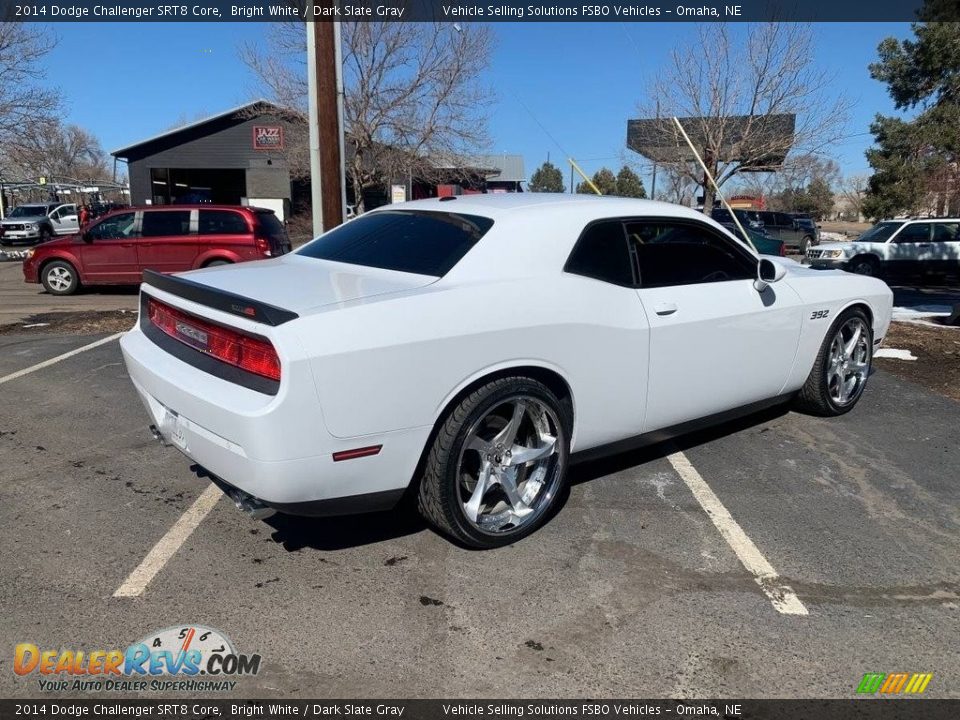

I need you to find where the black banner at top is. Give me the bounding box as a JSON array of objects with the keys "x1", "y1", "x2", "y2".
[{"x1": 0, "y1": 0, "x2": 954, "y2": 23}]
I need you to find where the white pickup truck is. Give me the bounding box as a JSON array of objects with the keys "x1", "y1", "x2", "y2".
[{"x1": 0, "y1": 203, "x2": 80, "y2": 245}]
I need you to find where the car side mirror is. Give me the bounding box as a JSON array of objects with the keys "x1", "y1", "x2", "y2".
[{"x1": 754, "y1": 258, "x2": 786, "y2": 292}]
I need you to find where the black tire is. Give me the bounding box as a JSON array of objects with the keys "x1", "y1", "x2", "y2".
[
  {"x1": 417, "y1": 376, "x2": 571, "y2": 549},
  {"x1": 40, "y1": 260, "x2": 80, "y2": 296},
  {"x1": 795, "y1": 307, "x2": 873, "y2": 417},
  {"x1": 848, "y1": 255, "x2": 880, "y2": 277},
  {"x1": 799, "y1": 235, "x2": 814, "y2": 255}
]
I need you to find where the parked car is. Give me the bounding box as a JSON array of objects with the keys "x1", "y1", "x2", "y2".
[
  {"x1": 0, "y1": 203, "x2": 79, "y2": 244},
  {"x1": 716, "y1": 223, "x2": 786, "y2": 257},
  {"x1": 22, "y1": 205, "x2": 292, "y2": 296},
  {"x1": 790, "y1": 214, "x2": 821, "y2": 246},
  {"x1": 120, "y1": 194, "x2": 892, "y2": 548},
  {"x1": 711, "y1": 208, "x2": 764, "y2": 231},
  {"x1": 807, "y1": 218, "x2": 960, "y2": 281},
  {"x1": 756, "y1": 211, "x2": 819, "y2": 253}
]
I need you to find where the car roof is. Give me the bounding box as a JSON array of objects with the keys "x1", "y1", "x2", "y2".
[
  {"x1": 374, "y1": 193, "x2": 711, "y2": 224},
  {"x1": 118, "y1": 204, "x2": 266, "y2": 212}
]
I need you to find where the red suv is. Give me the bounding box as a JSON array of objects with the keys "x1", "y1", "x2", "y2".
[{"x1": 22, "y1": 205, "x2": 292, "y2": 296}]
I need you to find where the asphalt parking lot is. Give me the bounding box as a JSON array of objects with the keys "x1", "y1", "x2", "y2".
[
  {"x1": 0, "y1": 254, "x2": 138, "y2": 327},
  {"x1": 1, "y1": 325, "x2": 958, "y2": 698}
]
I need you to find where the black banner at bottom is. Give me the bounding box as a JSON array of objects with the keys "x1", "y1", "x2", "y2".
[{"x1": 1, "y1": 700, "x2": 959, "y2": 720}]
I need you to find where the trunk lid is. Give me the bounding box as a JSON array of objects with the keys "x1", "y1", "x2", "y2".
[{"x1": 171, "y1": 254, "x2": 438, "y2": 316}]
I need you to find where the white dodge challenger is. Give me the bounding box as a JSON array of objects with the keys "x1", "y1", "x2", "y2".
[{"x1": 120, "y1": 195, "x2": 893, "y2": 548}]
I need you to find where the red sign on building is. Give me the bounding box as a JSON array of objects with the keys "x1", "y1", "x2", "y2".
[{"x1": 253, "y1": 126, "x2": 284, "y2": 151}]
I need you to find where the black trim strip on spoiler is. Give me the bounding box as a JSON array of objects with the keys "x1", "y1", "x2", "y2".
[{"x1": 142, "y1": 269, "x2": 299, "y2": 326}]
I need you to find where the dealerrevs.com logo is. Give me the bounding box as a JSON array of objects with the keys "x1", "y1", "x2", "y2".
[{"x1": 14, "y1": 625, "x2": 261, "y2": 693}]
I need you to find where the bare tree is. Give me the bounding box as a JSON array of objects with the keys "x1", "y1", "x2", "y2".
[
  {"x1": 636, "y1": 23, "x2": 851, "y2": 213},
  {"x1": 241, "y1": 21, "x2": 495, "y2": 212},
  {"x1": 732, "y1": 155, "x2": 840, "y2": 210},
  {"x1": 838, "y1": 174, "x2": 869, "y2": 221},
  {"x1": 0, "y1": 23, "x2": 59, "y2": 150},
  {"x1": 654, "y1": 166, "x2": 697, "y2": 206},
  {"x1": 6, "y1": 120, "x2": 110, "y2": 182}
]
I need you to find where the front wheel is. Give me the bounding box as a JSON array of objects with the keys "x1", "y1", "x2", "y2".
[
  {"x1": 849, "y1": 256, "x2": 880, "y2": 277},
  {"x1": 41, "y1": 260, "x2": 80, "y2": 296},
  {"x1": 799, "y1": 236, "x2": 814, "y2": 254},
  {"x1": 417, "y1": 377, "x2": 571, "y2": 548},
  {"x1": 795, "y1": 308, "x2": 873, "y2": 416}
]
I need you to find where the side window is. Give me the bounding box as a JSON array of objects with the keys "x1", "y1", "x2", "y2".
[
  {"x1": 776, "y1": 213, "x2": 794, "y2": 227},
  {"x1": 141, "y1": 210, "x2": 191, "y2": 237},
  {"x1": 49, "y1": 208, "x2": 62, "y2": 221},
  {"x1": 759, "y1": 212, "x2": 777, "y2": 226},
  {"x1": 932, "y1": 223, "x2": 959, "y2": 242},
  {"x1": 627, "y1": 220, "x2": 756, "y2": 289},
  {"x1": 895, "y1": 223, "x2": 931, "y2": 243},
  {"x1": 198, "y1": 210, "x2": 249, "y2": 235},
  {"x1": 564, "y1": 221, "x2": 635, "y2": 286},
  {"x1": 88, "y1": 212, "x2": 136, "y2": 241}
]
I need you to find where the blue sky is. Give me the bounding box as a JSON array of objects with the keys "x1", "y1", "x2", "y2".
[{"x1": 46, "y1": 21, "x2": 911, "y2": 188}]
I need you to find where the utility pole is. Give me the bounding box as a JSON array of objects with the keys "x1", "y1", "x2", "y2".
[
  {"x1": 306, "y1": 10, "x2": 345, "y2": 235},
  {"x1": 650, "y1": 100, "x2": 659, "y2": 199}
]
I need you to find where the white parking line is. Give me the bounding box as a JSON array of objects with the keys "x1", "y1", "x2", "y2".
[
  {"x1": 113, "y1": 483, "x2": 222, "y2": 598},
  {"x1": 666, "y1": 450, "x2": 809, "y2": 616},
  {"x1": 0, "y1": 332, "x2": 124, "y2": 386}
]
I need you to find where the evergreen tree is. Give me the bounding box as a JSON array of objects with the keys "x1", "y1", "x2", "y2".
[
  {"x1": 615, "y1": 166, "x2": 647, "y2": 198},
  {"x1": 528, "y1": 161, "x2": 566, "y2": 193}
]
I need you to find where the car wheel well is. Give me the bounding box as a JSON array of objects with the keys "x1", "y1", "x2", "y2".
[
  {"x1": 849, "y1": 253, "x2": 880, "y2": 267},
  {"x1": 39, "y1": 256, "x2": 76, "y2": 278},
  {"x1": 403, "y1": 366, "x2": 574, "y2": 498},
  {"x1": 202, "y1": 257, "x2": 232, "y2": 267},
  {"x1": 845, "y1": 301, "x2": 873, "y2": 328}
]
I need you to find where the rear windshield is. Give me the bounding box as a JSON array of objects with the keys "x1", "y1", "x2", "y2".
[
  {"x1": 297, "y1": 210, "x2": 494, "y2": 277},
  {"x1": 255, "y1": 211, "x2": 286, "y2": 241}
]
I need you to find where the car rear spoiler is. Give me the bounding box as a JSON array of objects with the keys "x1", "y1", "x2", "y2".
[{"x1": 142, "y1": 269, "x2": 299, "y2": 326}]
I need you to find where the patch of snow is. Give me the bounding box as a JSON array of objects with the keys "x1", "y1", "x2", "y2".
[
  {"x1": 819, "y1": 231, "x2": 848, "y2": 242},
  {"x1": 892, "y1": 305, "x2": 952, "y2": 322},
  {"x1": 875, "y1": 348, "x2": 917, "y2": 361},
  {"x1": 21, "y1": 323, "x2": 49, "y2": 328}
]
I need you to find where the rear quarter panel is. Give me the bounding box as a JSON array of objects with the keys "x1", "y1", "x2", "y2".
[{"x1": 297, "y1": 274, "x2": 652, "y2": 451}]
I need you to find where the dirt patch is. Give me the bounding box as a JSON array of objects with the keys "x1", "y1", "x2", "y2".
[
  {"x1": 875, "y1": 321, "x2": 960, "y2": 402},
  {"x1": 0, "y1": 310, "x2": 138, "y2": 336}
]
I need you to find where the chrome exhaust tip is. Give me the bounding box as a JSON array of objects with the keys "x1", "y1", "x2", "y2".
[
  {"x1": 148, "y1": 424, "x2": 172, "y2": 447},
  {"x1": 226, "y1": 487, "x2": 276, "y2": 521}
]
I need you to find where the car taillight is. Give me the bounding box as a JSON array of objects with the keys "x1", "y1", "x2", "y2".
[
  {"x1": 254, "y1": 235, "x2": 272, "y2": 257},
  {"x1": 147, "y1": 298, "x2": 281, "y2": 382}
]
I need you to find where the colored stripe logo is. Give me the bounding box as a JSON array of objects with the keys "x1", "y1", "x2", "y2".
[{"x1": 856, "y1": 673, "x2": 932, "y2": 694}]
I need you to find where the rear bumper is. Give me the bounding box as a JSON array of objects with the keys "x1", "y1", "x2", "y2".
[{"x1": 120, "y1": 324, "x2": 430, "y2": 511}]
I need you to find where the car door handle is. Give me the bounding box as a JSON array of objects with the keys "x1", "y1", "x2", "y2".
[
  {"x1": 654, "y1": 302, "x2": 678, "y2": 316},
  {"x1": 917, "y1": 243, "x2": 932, "y2": 248}
]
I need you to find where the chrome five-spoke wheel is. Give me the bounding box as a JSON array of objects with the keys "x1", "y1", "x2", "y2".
[
  {"x1": 796, "y1": 307, "x2": 873, "y2": 416},
  {"x1": 825, "y1": 316, "x2": 871, "y2": 406},
  {"x1": 457, "y1": 397, "x2": 563, "y2": 534},
  {"x1": 417, "y1": 376, "x2": 571, "y2": 548}
]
